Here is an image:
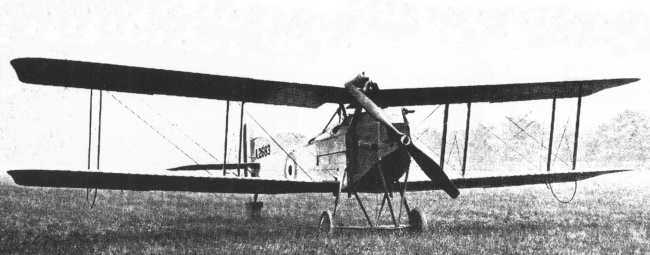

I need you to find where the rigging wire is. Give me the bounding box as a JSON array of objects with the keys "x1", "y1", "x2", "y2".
[
  {"x1": 417, "y1": 105, "x2": 442, "y2": 127},
  {"x1": 452, "y1": 134, "x2": 464, "y2": 170},
  {"x1": 547, "y1": 118, "x2": 578, "y2": 203},
  {"x1": 110, "y1": 94, "x2": 199, "y2": 164},
  {"x1": 412, "y1": 105, "x2": 442, "y2": 142},
  {"x1": 548, "y1": 180, "x2": 578, "y2": 203},
  {"x1": 137, "y1": 98, "x2": 220, "y2": 162},
  {"x1": 477, "y1": 123, "x2": 540, "y2": 169},
  {"x1": 407, "y1": 105, "x2": 446, "y2": 161},
  {"x1": 505, "y1": 116, "x2": 572, "y2": 168},
  {"x1": 552, "y1": 119, "x2": 570, "y2": 164},
  {"x1": 245, "y1": 110, "x2": 315, "y2": 181},
  {"x1": 510, "y1": 111, "x2": 533, "y2": 137},
  {"x1": 482, "y1": 118, "x2": 577, "y2": 203},
  {"x1": 321, "y1": 108, "x2": 340, "y2": 134}
]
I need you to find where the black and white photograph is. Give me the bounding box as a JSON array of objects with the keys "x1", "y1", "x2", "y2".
[{"x1": 1, "y1": 0, "x2": 649, "y2": 254}]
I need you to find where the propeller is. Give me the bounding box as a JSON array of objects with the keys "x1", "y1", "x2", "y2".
[{"x1": 345, "y1": 76, "x2": 460, "y2": 198}]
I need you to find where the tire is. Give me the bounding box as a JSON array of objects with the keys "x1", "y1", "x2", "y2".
[
  {"x1": 318, "y1": 210, "x2": 335, "y2": 235},
  {"x1": 408, "y1": 208, "x2": 428, "y2": 232}
]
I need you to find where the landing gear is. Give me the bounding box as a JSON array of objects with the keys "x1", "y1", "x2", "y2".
[
  {"x1": 317, "y1": 150, "x2": 431, "y2": 233},
  {"x1": 318, "y1": 210, "x2": 335, "y2": 234},
  {"x1": 318, "y1": 193, "x2": 429, "y2": 234},
  {"x1": 408, "y1": 208, "x2": 428, "y2": 232}
]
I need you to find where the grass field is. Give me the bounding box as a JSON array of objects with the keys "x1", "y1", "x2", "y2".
[{"x1": 1, "y1": 171, "x2": 648, "y2": 254}]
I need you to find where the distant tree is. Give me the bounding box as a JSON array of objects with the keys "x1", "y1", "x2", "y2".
[
  {"x1": 500, "y1": 115, "x2": 546, "y2": 163},
  {"x1": 586, "y1": 110, "x2": 650, "y2": 162},
  {"x1": 274, "y1": 132, "x2": 308, "y2": 149},
  {"x1": 467, "y1": 123, "x2": 503, "y2": 170}
]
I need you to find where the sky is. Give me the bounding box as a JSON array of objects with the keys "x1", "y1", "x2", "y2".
[{"x1": 1, "y1": 0, "x2": 649, "y2": 176}]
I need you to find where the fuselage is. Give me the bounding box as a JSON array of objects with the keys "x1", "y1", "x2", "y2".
[{"x1": 308, "y1": 112, "x2": 411, "y2": 191}]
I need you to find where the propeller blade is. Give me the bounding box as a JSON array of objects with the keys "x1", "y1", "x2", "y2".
[
  {"x1": 344, "y1": 76, "x2": 403, "y2": 136},
  {"x1": 345, "y1": 77, "x2": 460, "y2": 198},
  {"x1": 405, "y1": 143, "x2": 459, "y2": 198}
]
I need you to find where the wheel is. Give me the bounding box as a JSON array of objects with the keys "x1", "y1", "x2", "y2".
[
  {"x1": 318, "y1": 210, "x2": 335, "y2": 235},
  {"x1": 408, "y1": 208, "x2": 428, "y2": 232}
]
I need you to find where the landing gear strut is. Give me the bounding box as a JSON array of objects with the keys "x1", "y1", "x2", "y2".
[
  {"x1": 318, "y1": 210, "x2": 335, "y2": 234},
  {"x1": 318, "y1": 164, "x2": 428, "y2": 234},
  {"x1": 317, "y1": 197, "x2": 428, "y2": 233}
]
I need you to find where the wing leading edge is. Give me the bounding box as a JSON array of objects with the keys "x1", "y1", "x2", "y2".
[
  {"x1": 10, "y1": 58, "x2": 349, "y2": 108},
  {"x1": 7, "y1": 170, "x2": 338, "y2": 194},
  {"x1": 373, "y1": 78, "x2": 639, "y2": 106},
  {"x1": 7, "y1": 169, "x2": 629, "y2": 194},
  {"x1": 396, "y1": 169, "x2": 631, "y2": 192},
  {"x1": 11, "y1": 58, "x2": 638, "y2": 108}
]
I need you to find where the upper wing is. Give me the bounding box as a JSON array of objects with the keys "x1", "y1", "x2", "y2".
[
  {"x1": 7, "y1": 170, "x2": 337, "y2": 194},
  {"x1": 10, "y1": 58, "x2": 349, "y2": 108},
  {"x1": 373, "y1": 78, "x2": 639, "y2": 106},
  {"x1": 11, "y1": 58, "x2": 638, "y2": 108},
  {"x1": 396, "y1": 169, "x2": 630, "y2": 192}
]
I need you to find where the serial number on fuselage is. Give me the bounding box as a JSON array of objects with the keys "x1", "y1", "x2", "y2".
[{"x1": 254, "y1": 144, "x2": 271, "y2": 159}]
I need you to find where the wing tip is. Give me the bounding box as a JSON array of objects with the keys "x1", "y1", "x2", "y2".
[
  {"x1": 10, "y1": 58, "x2": 22, "y2": 72},
  {"x1": 6, "y1": 169, "x2": 30, "y2": 186},
  {"x1": 10, "y1": 58, "x2": 33, "y2": 83},
  {"x1": 9, "y1": 57, "x2": 37, "y2": 68},
  {"x1": 619, "y1": 78, "x2": 641, "y2": 84}
]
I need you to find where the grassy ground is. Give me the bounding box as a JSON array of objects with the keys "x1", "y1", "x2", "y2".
[{"x1": 0, "y1": 171, "x2": 648, "y2": 254}]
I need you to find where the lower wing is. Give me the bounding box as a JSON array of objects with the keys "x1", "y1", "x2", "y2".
[
  {"x1": 6, "y1": 169, "x2": 629, "y2": 194},
  {"x1": 7, "y1": 170, "x2": 337, "y2": 194},
  {"x1": 398, "y1": 169, "x2": 630, "y2": 192}
]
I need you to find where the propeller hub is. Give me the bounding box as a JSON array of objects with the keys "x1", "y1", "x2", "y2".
[
  {"x1": 399, "y1": 135, "x2": 412, "y2": 146},
  {"x1": 345, "y1": 74, "x2": 370, "y2": 90},
  {"x1": 344, "y1": 81, "x2": 459, "y2": 198}
]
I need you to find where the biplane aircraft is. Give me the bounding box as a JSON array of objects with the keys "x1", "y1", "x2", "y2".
[{"x1": 6, "y1": 57, "x2": 639, "y2": 233}]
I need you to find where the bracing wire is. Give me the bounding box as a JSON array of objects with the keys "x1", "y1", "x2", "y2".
[
  {"x1": 446, "y1": 134, "x2": 460, "y2": 171},
  {"x1": 452, "y1": 134, "x2": 464, "y2": 170},
  {"x1": 245, "y1": 110, "x2": 315, "y2": 181},
  {"x1": 484, "y1": 119, "x2": 577, "y2": 203},
  {"x1": 110, "y1": 94, "x2": 199, "y2": 164},
  {"x1": 137, "y1": 98, "x2": 220, "y2": 162},
  {"x1": 413, "y1": 105, "x2": 442, "y2": 142},
  {"x1": 552, "y1": 119, "x2": 570, "y2": 164},
  {"x1": 417, "y1": 105, "x2": 442, "y2": 127},
  {"x1": 548, "y1": 180, "x2": 578, "y2": 203},
  {"x1": 478, "y1": 123, "x2": 539, "y2": 169},
  {"x1": 548, "y1": 118, "x2": 578, "y2": 203},
  {"x1": 505, "y1": 116, "x2": 572, "y2": 168}
]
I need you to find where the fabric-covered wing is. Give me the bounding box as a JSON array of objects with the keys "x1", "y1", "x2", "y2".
[
  {"x1": 7, "y1": 170, "x2": 338, "y2": 194},
  {"x1": 11, "y1": 58, "x2": 638, "y2": 108},
  {"x1": 373, "y1": 78, "x2": 639, "y2": 106},
  {"x1": 395, "y1": 169, "x2": 630, "y2": 192},
  {"x1": 10, "y1": 58, "x2": 349, "y2": 108}
]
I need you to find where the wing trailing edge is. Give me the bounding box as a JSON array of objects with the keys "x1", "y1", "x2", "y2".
[
  {"x1": 10, "y1": 58, "x2": 349, "y2": 108},
  {"x1": 373, "y1": 78, "x2": 639, "y2": 106},
  {"x1": 11, "y1": 57, "x2": 638, "y2": 108},
  {"x1": 396, "y1": 169, "x2": 631, "y2": 192},
  {"x1": 6, "y1": 169, "x2": 631, "y2": 194},
  {"x1": 7, "y1": 170, "x2": 337, "y2": 194}
]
